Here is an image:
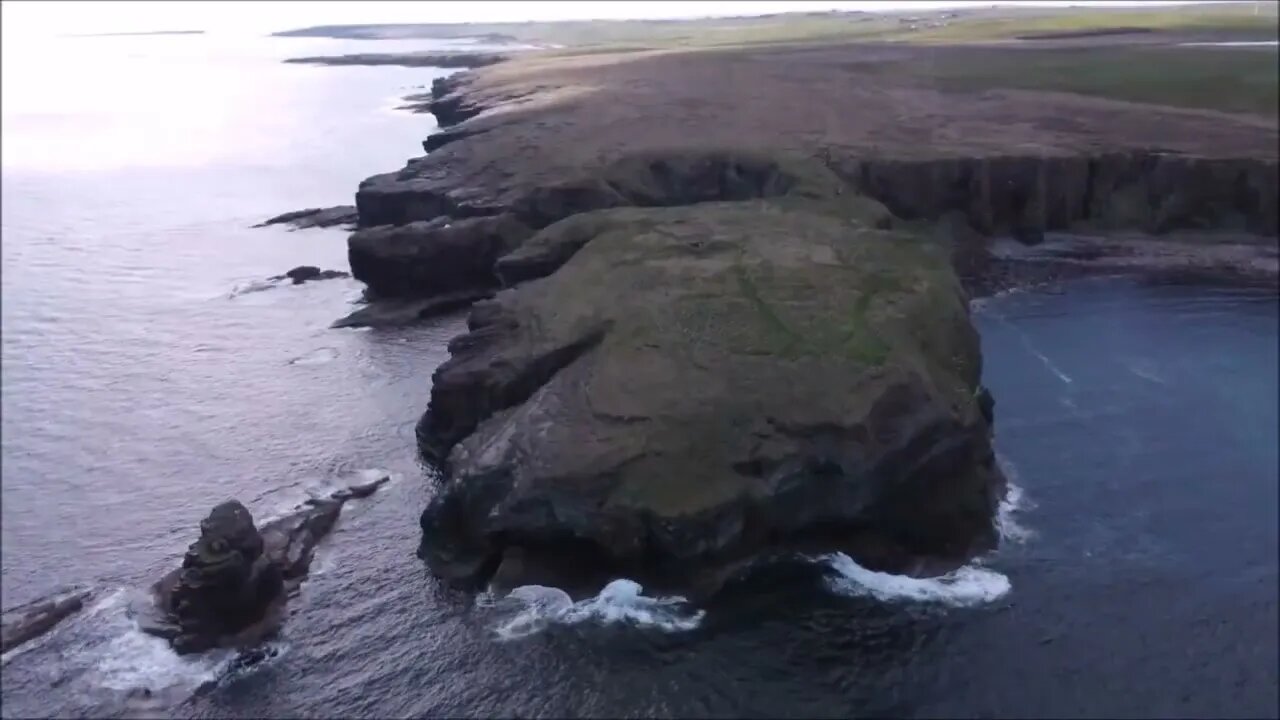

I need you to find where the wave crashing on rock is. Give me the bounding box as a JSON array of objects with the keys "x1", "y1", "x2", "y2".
[{"x1": 485, "y1": 580, "x2": 705, "y2": 641}]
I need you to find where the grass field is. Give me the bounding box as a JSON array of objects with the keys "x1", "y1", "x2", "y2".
[
  {"x1": 279, "y1": 3, "x2": 1278, "y2": 49},
  {"x1": 888, "y1": 4, "x2": 1277, "y2": 43},
  {"x1": 281, "y1": 4, "x2": 1278, "y2": 118},
  {"x1": 914, "y1": 45, "x2": 1279, "y2": 117}
]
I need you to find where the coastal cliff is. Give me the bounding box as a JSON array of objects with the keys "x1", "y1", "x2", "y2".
[
  {"x1": 353, "y1": 148, "x2": 1277, "y2": 288},
  {"x1": 342, "y1": 42, "x2": 1278, "y2": 595}
]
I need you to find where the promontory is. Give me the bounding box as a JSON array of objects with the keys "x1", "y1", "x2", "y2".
[{"x1": 307, "y1": 3, "x2": 1278, "y2": 596}]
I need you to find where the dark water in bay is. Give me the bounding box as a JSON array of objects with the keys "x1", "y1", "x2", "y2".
[{"x1": 2, "y1": 34, "x2": 1277, "y2": 720}]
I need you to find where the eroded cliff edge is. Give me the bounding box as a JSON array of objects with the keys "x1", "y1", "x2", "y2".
[
  {"x1": 418, "y1": 195, "x2": 1007, "y2": 598},
  {"x1": 341, "y1": 44, "x2": 1278, "y2": 596}
]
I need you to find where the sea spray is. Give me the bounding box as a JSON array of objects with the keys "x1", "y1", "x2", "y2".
[
  {"x1": 69, "y1": 589, "x2": 236, "y2": 694},
  {"x1": 486, "y1": 580, "x2": 705, "y2": 641},
  {"x1": 820, "y1": 553, "x2": 1011, "y2": 606},
  {"x1": 253, "y1": 467, "x2": 395, "y2": 525},
  {"x1": 996, "y1": 455, "x2": 1036, "y2": 544}
]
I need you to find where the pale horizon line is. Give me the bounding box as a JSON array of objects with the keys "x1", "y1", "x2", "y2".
[{"x1": 4, "y1": 0, "x2": 1243, "y2": 44}]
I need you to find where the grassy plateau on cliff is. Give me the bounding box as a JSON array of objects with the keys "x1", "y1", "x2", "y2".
[{"x1": 317, "y1": 1, "x2": 1276, "y2": 594}]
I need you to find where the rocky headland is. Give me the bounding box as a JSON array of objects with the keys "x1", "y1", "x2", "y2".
[{"x1": 332, "y1": 41, "x2": 1276, "y2": 597}]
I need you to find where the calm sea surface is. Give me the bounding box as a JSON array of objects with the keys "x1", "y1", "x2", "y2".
[{"x1": 2, "y1": 32, "x2": 1276, "y2": 719}]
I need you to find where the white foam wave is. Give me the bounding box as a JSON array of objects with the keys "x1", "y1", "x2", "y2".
[
  {"x1": 0, "y1": 622, "x2": 60, "y2": 665},
  {"x1": 488, "y1": 579, "x2": 705, "y2": 641},
  {"x1": 997, "y1": 483, "x2": 1035, "y2": 544},
  {"x1": 488, "y1": 586, "x2": 573, "y2": 640},
  {"x1": 288, "y1": 347, "x2": 339, "y2": 366},
  {"x1": 227, "y1": 279, "x2": 278, "y2": 298},
  {"x1": 561, "y1": 580, "x2": 705, "y2": 631},
  {"x1": 256, "y1": 485, "x2": 337, "y2": 524},
  {"x1": 70, "y1": 589, "x2": 234, "y2": 694},
  {"x1": 90, "y1": 626, "x2": 232, "y2": 693},
  {"x1": 820, "y1": 553, "x2": 1010, "y2": 606},
  {"x1": 255, "y1": 468, "x2": 393, "y2": 525},
  {"x1": 354, "y1": 467, "x2": 395, "y2": 489},
  {"x1": 995, "y1": 455, "x2": 1036, "y2": 544}
]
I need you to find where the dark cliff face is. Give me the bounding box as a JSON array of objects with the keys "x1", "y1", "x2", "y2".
[
  {"x1": 839, "y1": 153, "x2": 1279, "y2": 239},
  {"x1": 347, "y1": 215, "x2": 532, "y2": 300},
  {"x1": 427, "y1": 74, "x2": 487, "y2": 128},
  {"x1": 358, "y1": 148, "x2": 1279, "y2": 237},
  {"x1": 349, "y1": 148, "x2": 1279, "y2": 302}
]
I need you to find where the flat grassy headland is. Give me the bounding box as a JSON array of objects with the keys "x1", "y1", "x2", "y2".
[
  {"x1": 835, "y1": 43, "x2": 1279, "y2": 117},
  {"x1": 282, "y1": 3, "x2": 1277, "y2": 118},
  {"x1": 278, "y1": 2, "x2": 1277, "y2": 48}
]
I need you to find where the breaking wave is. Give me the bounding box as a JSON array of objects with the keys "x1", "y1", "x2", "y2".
[
  {"x1": 996, "y1": 455, "x2": 1036, "y2": 544},
  {"x1": 485, "y1": 580, "x2": 705, "y2": 641},
  {"x1": 65, "y1": 589, "x2": 235, "y2": 696},
  {"x1": 820, "y1": 553, "x2": 1011, "y2": 606},
  {"x1": 4, "y1": 587, "x2": 292, "y2": 704},
  {"x1": 288, "y1": 347, "x2": 339, "y2": 366}
]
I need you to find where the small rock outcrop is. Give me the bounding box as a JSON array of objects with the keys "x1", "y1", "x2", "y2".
[
  {"x1": 138, "y1": 477, "x2": 389, "y2": 655},
  {"x1": 161, "y1": 501, "x2": 285, "y2": 655},
  {"x1": 270, "y1": 266, "x2": 350, "y2": 285},
  {"x1": 425, "y1": 73, "x2": 486, "y2": 129},
  {"x1": 253, "y1": 206, "x2": 358, "y2": 230}
]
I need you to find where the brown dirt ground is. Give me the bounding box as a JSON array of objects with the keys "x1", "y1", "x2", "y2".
[{"x1": 418, "y1": 42, "x2": 1278, "y2": 209}]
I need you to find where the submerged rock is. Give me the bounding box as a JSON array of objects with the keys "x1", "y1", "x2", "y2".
[
  {"x1": 270, "y1": 265, "x2": 351, "y2": 285},
  {"x1": 330, "y1": 290, "x2": 491, "y2": 329},
  {"x1": 1, "y1": 587, "x2": 93, "y2": 655},
  {"x1": 417, "y1": 197, "x2": 1005, "y2": 597},
  {"x1": 253, "y1": 206, "x2": 358, "y2": 230}
]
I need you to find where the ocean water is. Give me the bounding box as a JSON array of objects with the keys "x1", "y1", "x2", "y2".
[{"x1": 2, "y1": 33, "x2": 1278, "y2": 719}]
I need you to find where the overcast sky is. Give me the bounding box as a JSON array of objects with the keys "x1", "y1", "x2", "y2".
[{"x1": 1, "y1": 0, "x2": 1221, "y2": 39}]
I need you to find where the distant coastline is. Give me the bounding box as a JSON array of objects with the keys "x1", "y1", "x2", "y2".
[
  {"x1": 273, "y1": 25, "x2": 519, "y2": 43},
  {"x1": 68, "y1": 30, "x2": 205, "y2": 38}
]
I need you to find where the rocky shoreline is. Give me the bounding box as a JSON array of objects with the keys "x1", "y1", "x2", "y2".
[{"x1": 329, "y1": 43, "x2": 1277, "y2": 598}]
